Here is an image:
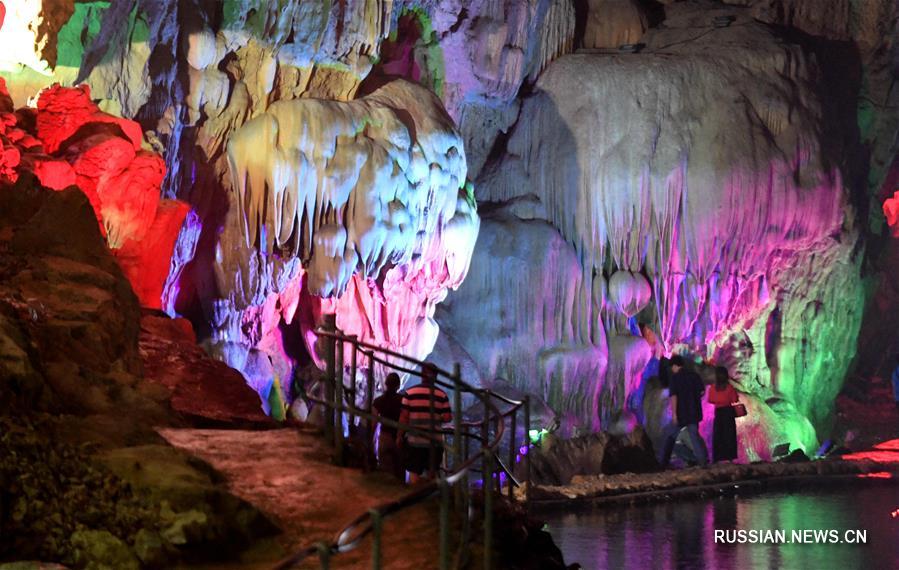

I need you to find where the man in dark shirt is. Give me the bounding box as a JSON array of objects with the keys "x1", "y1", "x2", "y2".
[
  {"x1": 373, "y1": 373, "x2": 404, "y2": 479},
  {"x1": 660, "y1": 355, "x2": 709, "y2": 467}
]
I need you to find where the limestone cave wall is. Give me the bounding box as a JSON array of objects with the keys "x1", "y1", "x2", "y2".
[{"x1": 0, "y1": 0, "x2": 896, "y2": 458}]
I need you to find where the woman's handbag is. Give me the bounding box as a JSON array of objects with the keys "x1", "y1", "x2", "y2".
[{"x1": 732, "y1": 403, "x2": 747, "y2": 417}]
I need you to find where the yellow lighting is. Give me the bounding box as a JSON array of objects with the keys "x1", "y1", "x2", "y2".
[{"x1": 0, "y1": 1, "x2": 53, "y2": 75}]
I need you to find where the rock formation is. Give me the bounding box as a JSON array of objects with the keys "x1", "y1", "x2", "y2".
[
  {"x1": 0, "y1": 0, "x2": 480, "y2": 407},
  {"x1": 582, "y1": 0, "x2": 648, "y2": 49},
  {"x1": 526, "y1": 429, "x2": 659, "y2": 486},
  {"x1": 217, "y1": 78, "x2": 478, "y2": 386},
  {"x1": 440, "y1": 1, "x2": 888, "y2": 457},
  {"x1": 0, "y1": 0, "x2": 895, "y2": 462},
  {"x1": 0, "y1": 176, "x2": 275, "y2": 566},
  {"x1": 0, "y1": 78, "x2": 191, "y2": 310}
]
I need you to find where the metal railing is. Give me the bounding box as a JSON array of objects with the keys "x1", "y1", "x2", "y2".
[{"x1": 273, "y1": 314, "x2": 532, "y2": 569}]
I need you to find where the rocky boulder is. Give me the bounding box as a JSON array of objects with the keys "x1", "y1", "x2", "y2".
[
  {"x1": 582, "y1": 0, "x2": 648, "y2": 49},
  {"x1": 139, "y1": 312, "x2": 271, "y2": 427},
  {"x1": 0, "y1": 176, "x2": 276, "y2": 567},
  {"x1": 0, "y1": 79, "x2": 193, "y2": 311},
  {"x1": 0, "y1": 176, "x2": 146, "y2": 417},
  {"x1": 525, "y1": 428, "x2": 659, "y2": 486}
]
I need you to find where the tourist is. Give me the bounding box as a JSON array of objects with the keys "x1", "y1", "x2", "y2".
[
  {"x1": 396, "y1": 363, "x2": 453, "y2": 483},
  {"x1": 708, "y1": 366, "x2": 739, "y2": 462},
  {"x1": 372, "y1": 372, "x2": 404, "y2": 480},
  {"x1": 660, "y1": 355, "x2": 709, "y2": 467}
]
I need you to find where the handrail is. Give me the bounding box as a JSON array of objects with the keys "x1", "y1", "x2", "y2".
[
  {"x1": 332, "y1": 335, "x2": 524, "y2": 416},
  {"x1": 347, "y1": 343, "x2": 471, "y2": 413},
  {"x1": 315, "y1": 328, "x2": 456, "y2": 376},
  {"x1": 272, "y1": 318, "x2": 531, "y2": 569},
  {"x1": 364, "y1": 349, "x2": 425, "y2": 378},
  {"x1": 278, "y1": 385, "x2": 506, "y2": 558}
]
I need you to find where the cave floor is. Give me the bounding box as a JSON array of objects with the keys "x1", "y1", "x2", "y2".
[
  {"x1": 526, "y1": 375, "x2": 899, "y2": 508},
  {"x1": 527, "y1": 444, "x2": 899, "y2": 506},
  {"x1": 158, "y1": 427, "x2": 441, "y2": 570}
]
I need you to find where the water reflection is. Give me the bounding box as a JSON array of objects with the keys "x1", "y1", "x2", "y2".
[{"x1": 542, "y1": 484, "x2": 899, "y2": 569}]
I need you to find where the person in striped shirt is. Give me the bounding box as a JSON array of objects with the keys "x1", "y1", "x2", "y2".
[{"x1": 396, "y1": 364, "x2": 453, "y2": 483}]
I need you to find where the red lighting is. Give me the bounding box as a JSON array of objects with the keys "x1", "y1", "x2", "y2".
[
  {"x1": 872, "y1": 439, "x2": 899, "y2": 451},
  {"x1": 856, "y1": 471, "x2": 892, "y2": 479},
  {"x1": 883, "y1": 191, "x2": 899, "y2": 237},
  {"x1": 841, "y1": 440, "x2": 899, "y2": 463},
  {"x1": 1, "y1": 80, "x2": 190, "y2": 309}
]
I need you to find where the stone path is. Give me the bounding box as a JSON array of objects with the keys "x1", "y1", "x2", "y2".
[{"x1": 158, "y1": 428, "x2": 442, "y2": 569}]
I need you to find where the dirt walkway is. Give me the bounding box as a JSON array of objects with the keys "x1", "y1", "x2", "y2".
[{"x1": 158, "y1": 428, "x2": 442, "y2": 569}]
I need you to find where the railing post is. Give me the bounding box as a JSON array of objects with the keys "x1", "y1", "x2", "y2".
[
  {"x1": 349, "y1": 336, "x2": 358, "y2": 412},
  {"x1": 334, "y1": 335, "x2": 344, "y2": 465},
  {"x1": 508, "y1": 405, "x2": 517, "y2": 500},
  {"x1": 481, "y1": 390, "x2": 493, "y2": 570},
  {"x1": 452, "y1": 363, "x2": 463, "y2": 512},
  {"x1": 347, "y1": 338, "x2": 358, "y2": 463},
  {"x1": 439, "y1": 479, "x2": 450, "y2": 570},
  {"x1": 369, "y1": 508, "x2": 382, "y2": 570},
  {"x1": 452, "y1": 363, "x2": 462, "y2": 470},
  {"x1": 524, "y1": 396, "x2": 531, "y2": 509},
  {"x1": 463, "y1": 427, "x2": 471, "y2": 517},
  {"x1": 428, "y1": 367, "x2": 437, "y2": 479},
  {"x1": 322, "y1": 314, "x2": 336, "y2": 444},
  {"x1": 366, "y1": 358, "x2": 375, "y2": 471},
  {"x1": 316, "y1": 541, "x2": 331, "y2": 569}
]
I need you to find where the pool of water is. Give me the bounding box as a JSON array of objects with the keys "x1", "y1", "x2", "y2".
[{"x1": 541, "y1": 482, "x2": 899, "y2": 569}]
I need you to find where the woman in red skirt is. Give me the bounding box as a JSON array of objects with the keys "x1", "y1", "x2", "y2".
[{"x1": 708, "y1": 366, "x2": 739, "y2": 462}]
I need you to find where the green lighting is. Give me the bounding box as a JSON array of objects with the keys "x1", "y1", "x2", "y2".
[
  {"x1": 529, "y1": 428, "x2": 548, "y2": 444},
  {"x1": 56, "y1": 2, "x2": 110, "y2": 69},
  {"x1": 463, "y1": 181, "x2": 476, "y2": 211},
  {"x1": 395, "y1": 6, "x2": 445, "y2": 96},
  {"x1": 267, "y1": 374, "x2": 287, "y2": 422}
]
